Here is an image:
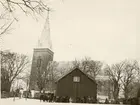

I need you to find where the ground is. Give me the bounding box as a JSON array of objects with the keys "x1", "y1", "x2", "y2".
[{"x1": 0, "y1": 98, "x2": 122, "y2": 105}]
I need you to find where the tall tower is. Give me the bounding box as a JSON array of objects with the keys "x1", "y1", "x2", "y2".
[{"x1": 29, "y1": 8, "x2": 54, "y2": 90}]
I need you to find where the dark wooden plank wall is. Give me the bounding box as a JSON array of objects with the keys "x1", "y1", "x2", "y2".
[{"x1": 56, "y1": 68, "x2": 97, "y2": 99}]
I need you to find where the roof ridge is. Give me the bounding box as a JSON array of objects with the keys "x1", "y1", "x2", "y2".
[
  {"x1": 55, "y1": 67, "x2": 76, "y2": 82},
  {"x1": 55, "y1": 67, "x2": 96, "y2": 84}
]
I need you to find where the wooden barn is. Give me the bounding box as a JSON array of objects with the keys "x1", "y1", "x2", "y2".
[
  {"x1": 55, "y1": 68, "x2": 97, "y2": 102},
  {"x1": 138, "y1": 87, "x2": 140, "y2": 105}
]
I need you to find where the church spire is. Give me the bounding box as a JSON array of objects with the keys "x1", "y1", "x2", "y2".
[{"x1": 38, "y1": 8, "x2": 52, "y2": 50}]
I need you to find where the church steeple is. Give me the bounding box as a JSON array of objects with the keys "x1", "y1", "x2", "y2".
[
  {"x1": 29, "y1": 8, "x2": 54, "y2": 90},
  {"x1": 38, "y1": 8, "x2": 52, "y2": 50}
]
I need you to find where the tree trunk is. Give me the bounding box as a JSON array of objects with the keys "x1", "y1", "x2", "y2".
[
  {"x1": 124, "y1": 87, "x2": 129, "y2": 100},
  {"x1": 113, "y1": 83, "x2": 119, "y2": 103},
  {"x1": 7, "y1": 83, "x2": 11, "y2": 92},
  {"x1": 3, "y1": 81, "x2": 12, "y2": 92}
]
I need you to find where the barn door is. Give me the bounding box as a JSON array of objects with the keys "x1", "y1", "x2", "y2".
[{"x1": 73, "y1": 76, "x2": 80, "y2": 102}]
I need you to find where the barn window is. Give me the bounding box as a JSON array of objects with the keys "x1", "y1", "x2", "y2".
[{"x1": 73, "y1": 76, "x2": 80, "y2": 82}]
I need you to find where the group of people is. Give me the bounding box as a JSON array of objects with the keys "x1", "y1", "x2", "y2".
[
  {"x1": 73, "y1": 96, "x2": 96, "y2": 103},
  {"x1": 40, "y1": 93, "x2": 54, "y2": 102},
  {"x1": 12, "y1": 88, "x2": 31, "y2": 101},
  {"x1": 100, "y1": 98, "x2": 139, "y2": 104},
  {"x1": 40, "y1": 94, "x2": 96, "y2": 103}
]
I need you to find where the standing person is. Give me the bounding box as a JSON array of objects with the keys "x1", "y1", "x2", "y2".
[
  {"x1": 69, "y1": 97, "x2": 73, "y2": 103},
  {"x1": 19, "y1": 89, "x2": 21, "y2": 98},
  {"x1": 29, "y1": 89, "x2": 31, "y2": 98},
  {"x1": 22, "y1": 88, "x2": 24, "y2": 98},
  {"x1": 105, "y1": 98, "x2": 109, "y2": 104},
  {"x1": 13, "y1": 90, "x2": 16, "y2": 101},
  {"x1": 25, "y1": 91, "x2": 29, "y2": 100}
]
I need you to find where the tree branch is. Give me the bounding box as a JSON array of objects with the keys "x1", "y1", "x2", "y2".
[{"x1": 0, "y1": 19, "x2": 14, "y2": 36}]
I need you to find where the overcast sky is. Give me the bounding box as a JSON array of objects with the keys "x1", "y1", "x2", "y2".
[{"x1": 2, "y1": 0, "x2": 140, "y2": 64}]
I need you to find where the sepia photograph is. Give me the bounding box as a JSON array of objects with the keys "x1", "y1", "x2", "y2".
[{"x1": 0, "y1": 0, "x2": 140, "y2": 105}]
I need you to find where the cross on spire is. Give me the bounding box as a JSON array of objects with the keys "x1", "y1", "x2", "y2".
[{"x1": 38, "y1": 7, "x2": 52, "y2": 50}]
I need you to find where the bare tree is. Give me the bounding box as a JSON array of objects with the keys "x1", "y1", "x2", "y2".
[
  {"x1": 1, "y1": 50, "x2": 29, "y2": 92},
  {"x1": 105, "y1": 61, "x2": 125, "y2": 102},
  {"x1": 135, "y1": 61, "x2": 140, "y2": 83},
  {"x1": 0, "y1": 0, "x2": 51, "y2": 36},
  {"x1": 0, "y1": 0, "x2": 49, "y2": 15},
  {"x1": 72, "y1": 58, "x2": 81, "y2": 69},
  {"x1": 58, "y1": 67, "x2": 68, "y2": 76},
  {"x1": 46, "y1": 61, "x2": 59, "y2": 91},
  {"x1": 0, "y1": 19, "x2": 15, "y2": 35},
  {"x1": 36, "y1": 61, "x2": 59, "y2": 92},
  {"x1": 0, "y1": 11, "x2": 15, "y2": 36},
  {"x1": 81, "y1": 57, "x2": 90, "y2": 72},
  {"x1": 70, "y1": 57, "x2": 103, "y2": 80},
  {"x1": 81, "y1": 57, "x2": 103, "y2": 80},
  {"x1": 16, "y1": 67, "x2": 31, "y2": 91},
  {"x1": 47, "y1": 61, "x2": 59, "y2": 82},
  {"x1": 120, "y1": 60, "x2": 139, "y2": 99},
  {"x1": 72, "y1": 57, "x2": 103, "y2": 80},
  {"x1": 53, "y1": 61, "x2": 73, "y2": 80},
  {"x1": 46, "y1": 57, "x2": 102, "y2": 86}
]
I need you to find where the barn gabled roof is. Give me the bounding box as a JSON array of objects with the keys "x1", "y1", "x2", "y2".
[{"x1": 55, "y1": 67, "x2": 97, "y2": 84}]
